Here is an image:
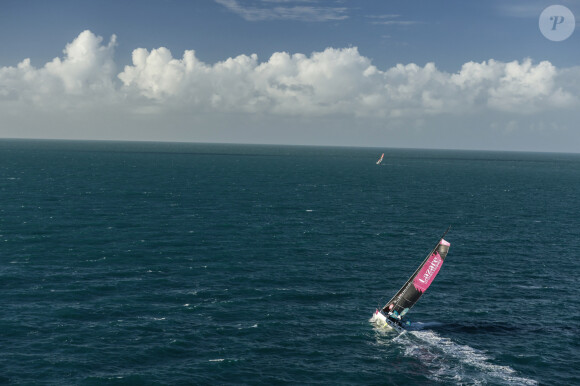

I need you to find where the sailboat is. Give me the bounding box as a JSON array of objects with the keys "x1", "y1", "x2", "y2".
[
  {"x1": 376, "y1": 153, "x2": 384, "y2": 165},
  {"x1": 370, "y1": 228, "x2": 451, "y2": 331}
]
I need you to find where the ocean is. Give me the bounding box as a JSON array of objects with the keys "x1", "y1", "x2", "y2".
[{"x1": 0, "y1": 139, "x2": 579, "y2": 385}]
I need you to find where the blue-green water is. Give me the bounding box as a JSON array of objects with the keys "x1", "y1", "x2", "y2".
[{"x1": 1, "y1": 140, "x2": 579, "y2": 385}]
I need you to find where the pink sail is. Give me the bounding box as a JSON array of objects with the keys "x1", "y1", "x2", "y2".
[
  {"x1": 413, "y1": 246, "x2": 445, "y2": 292},
  {"x1": 379, "y1": 232, "x2": 451, "y2": 324}
]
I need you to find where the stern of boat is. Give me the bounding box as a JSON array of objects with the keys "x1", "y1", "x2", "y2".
[
  {"x1": 370, "y1": 309, "x2": 405, "y2": 331},
  {"x1": 370, "y1": 309, "x2": 389, "y2": 327}
]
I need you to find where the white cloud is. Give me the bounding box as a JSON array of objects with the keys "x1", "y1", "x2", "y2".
[
  {"x1": 1, "y1": 30, "x2": 579, "y2": 151},
  {"x1": 0, "y1": 30, "x2": 117, "y2": 110},
  {"x1": 497, "y1": 3, "x2": 546, "y2": 18},
  {"x1": 45, "y1": 30, "x2": 117, "y2": 94},
  {"x1": 117, "y1": 45, "x2": 579, "y2": 117},
  {"x1": 450, "y1": 59, "x2": 578, "y2": 113},
  {"x1": 215, "y1": 0, "x2": 348, "y2": 22},
  {"x1": 487, "y1": 59, "x2": 575, "y2": 112}
]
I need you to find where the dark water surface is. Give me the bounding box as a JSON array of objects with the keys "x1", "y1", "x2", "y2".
[{"x1": 1, "y1": 140, "x2": 579, "y2": 384}]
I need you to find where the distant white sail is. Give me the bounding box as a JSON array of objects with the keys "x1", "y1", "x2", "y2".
[{"x1": 376, "y1": 153, "x2": 384, "y2": 165}]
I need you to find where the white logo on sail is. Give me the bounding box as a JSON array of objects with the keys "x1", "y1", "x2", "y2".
[{"x1": 418, "y1": 254, "x2": 441, "y2": 284}]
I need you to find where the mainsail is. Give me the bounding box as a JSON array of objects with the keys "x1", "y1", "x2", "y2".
[
  {"x1": 379, "y1": 229, "x2": 451, "y2": 325},
  {"x1": 376, "y1": 153, "x2": 384, "y2": 165}
]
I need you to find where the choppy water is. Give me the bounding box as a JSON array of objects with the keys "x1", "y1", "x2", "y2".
[{"x1": 1, "y1": 139, "x2": 579, "y2": 384}]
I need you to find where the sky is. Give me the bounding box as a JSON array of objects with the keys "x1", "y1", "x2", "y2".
[{"x1": 1, "y1": 0, "x2": 579, "y2": 152}]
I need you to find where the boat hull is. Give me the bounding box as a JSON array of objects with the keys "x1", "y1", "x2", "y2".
[{"x1": 370, "y1": 310, "x2": 405, "y2": 332}]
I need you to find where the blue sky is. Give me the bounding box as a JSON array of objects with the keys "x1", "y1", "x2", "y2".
[{"x1": 1, "y1": 0, "x2": 579, "y2": 151}]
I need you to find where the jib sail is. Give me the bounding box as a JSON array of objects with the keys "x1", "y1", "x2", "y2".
[{"x1": 381, "y1": 236, "x2": 451, "y2": 319}]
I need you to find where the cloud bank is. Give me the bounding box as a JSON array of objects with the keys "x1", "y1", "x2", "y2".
[{"x1": 1, "y1": 30, "x2": 579, "y2": 150}]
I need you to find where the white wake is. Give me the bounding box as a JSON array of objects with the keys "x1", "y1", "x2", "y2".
[{"x1": 400, "y1": 329, "x2": 538, "y2": 385}]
